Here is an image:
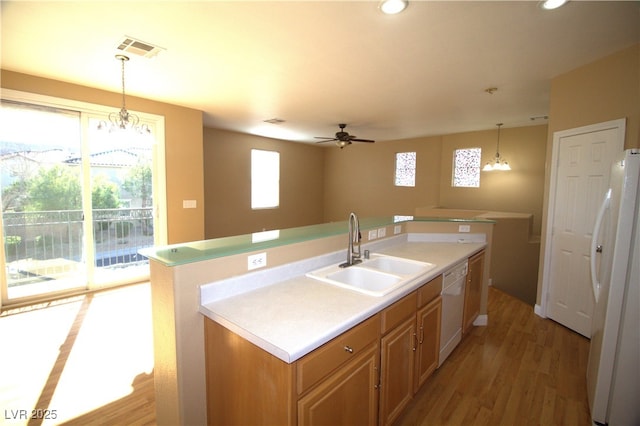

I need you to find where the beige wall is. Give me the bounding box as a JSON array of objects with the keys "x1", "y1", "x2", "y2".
[
  {"x1": 204, "y1": 126, "x2": 547, "y2": 240},
  {"x1": 1, "y1": 70, "x2": 205, "y2": 245},
  {"x1": 203, "y1": 128, "x2": 325, "y2": 238},
  {"x1": 547, "y1": 44, "x2": 640, "y2": 150},
  {"x1": 537, "y1": 43, "x2": 640, "y2": 305},
  {"x1": 322, "y1": 135, "x2": 443, "y2": 221},
  {"x1": 439, "y1": 125, "x2": 548, "y2": 235}
]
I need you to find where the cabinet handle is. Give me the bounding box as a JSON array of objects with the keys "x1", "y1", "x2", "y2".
[
  {"x1": 344, "y1": 345, "x2": 354, "y2": 353},
  {"x1": 412, "y1": 333, "x2": 417, "y2": 351},
  {"x1": 419, "y1": 324, "x2": 424, "y2": 345}
]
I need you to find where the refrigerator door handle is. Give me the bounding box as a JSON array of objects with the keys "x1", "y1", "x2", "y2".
[{"x1": 590, "y1": 188, "x2": 611, "y2": 303}]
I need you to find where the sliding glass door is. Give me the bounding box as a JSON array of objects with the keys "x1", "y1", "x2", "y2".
[{"x1": 0, "y1": 98, "x2": 163, "y2": 304}]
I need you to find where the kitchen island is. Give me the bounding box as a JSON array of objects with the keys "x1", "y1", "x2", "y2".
[{"x1": 141, "y1": 216, "x2": 494, "y2": 425}]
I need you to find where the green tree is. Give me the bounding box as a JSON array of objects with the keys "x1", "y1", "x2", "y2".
[
  {"x1": 5, "y1": 165, "x2": 121, "y2": 212},
  {"x1": 26, "y1": 165, "x2": 81, "y2": 211},
  {"x1": 122, "y1": 163, "x2": 152, "y2": 207},
  {"x1": 91, "y1": 174, "x2": 120, "y2": 209}
]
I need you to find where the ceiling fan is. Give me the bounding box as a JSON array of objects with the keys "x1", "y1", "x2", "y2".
[{"x1": 314, "y1": 124, "x2": 375, "y2": 149}]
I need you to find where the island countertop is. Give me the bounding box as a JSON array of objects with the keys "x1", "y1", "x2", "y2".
[{"x1": 199, "y1": 237, "x2": 485, "y2": 363}]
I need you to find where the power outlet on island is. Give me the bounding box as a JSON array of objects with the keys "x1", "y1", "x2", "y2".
[
  {"x1": 248, "y1": 252, "x2": 267, "y2": 270},
  {"x1": 458, "y1": 224, "x2": 471, "y2": 233}
]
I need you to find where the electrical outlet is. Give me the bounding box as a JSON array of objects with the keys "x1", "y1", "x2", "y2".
[
  {"x1": 368, "y1": 230, "x2": 378, "y2": 241},
  {"x1": 248, "y1": 252, "x2": 267, "y2": 270},
  {"x1": 458, "y1": 224, "x2": 471, "y2": 233},
  {"x1": 182, "y1": 199, "x2": 197, "y2": 209},
  {"x1": 394, "y1": 225, "x2": 402, "y2": 234},
  {"x1": 377, "y1": 227, "x2": 386, "y2": 238}
]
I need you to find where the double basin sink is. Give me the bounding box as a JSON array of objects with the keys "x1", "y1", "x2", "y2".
[{"x1": 306, "y1": 253, "x2": 436, "y2": 297}]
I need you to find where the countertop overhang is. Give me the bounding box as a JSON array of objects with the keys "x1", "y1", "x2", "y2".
[{"x1": 140, "y1": 216, "x2": 494, "y2": 267}]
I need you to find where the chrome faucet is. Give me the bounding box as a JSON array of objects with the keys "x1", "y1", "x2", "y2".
[{"x1": 340, "y1": 212, "x2": 362, "y2": 268}]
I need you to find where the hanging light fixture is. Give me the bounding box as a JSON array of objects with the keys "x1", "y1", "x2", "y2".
[
  {"x1": 483, "y1": 123, "x2": 511, "y2": 171},
  {"x1": 98, "y1": 54, "x2": 149, "y2": 133}
]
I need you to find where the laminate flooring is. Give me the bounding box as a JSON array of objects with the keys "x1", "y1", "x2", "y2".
[
  {"x1": 396, "y1": 287, "x2": 592, "y2": 426},
  {"x1": 0, "y1": 283, "x2": 155, "y2": 425},
  {"x1": 0, "y1": 283, "x2": 591, "y2": 426}
]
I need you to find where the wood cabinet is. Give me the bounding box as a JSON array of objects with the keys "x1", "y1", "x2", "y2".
[
  {"x1": 205, "y1": 314, "x2": 381, "y2": 426},
  {"x1": 414, "y1": 294, "x2": 442, "y2": 392},
  {"x1": 298, "y1": 342, "x2": 379, "y2": 426},
  {"x1": 463, "y1": 250, "x2": 484, "y2": 335},
  {"x1": 204, "y1": 317, "x2": 296, "y2": 426},
  {"x1": 379, "y1": 275, "x2": 443, "y2": 426},
  {"x1": 204, "y1": 271, "x2": 449, "y2": 426},
  {"x1": 379, "y1": 293, "x2": 417, "y2": 426}
]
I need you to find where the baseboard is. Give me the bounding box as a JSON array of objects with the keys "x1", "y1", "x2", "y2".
[
  {"x1": 473, "y1": 314, "x2": 488, "y2": 326},
  {"x1": 534, "y1": 304, "x2": 545, "y2": 318}
]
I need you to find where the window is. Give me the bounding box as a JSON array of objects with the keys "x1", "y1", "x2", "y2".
[
  {"x1": 251, "y1": 149, "x2": 280, "y2": 209},
  {"x1": 0, "y1": 95, "x2": 164, "y2": 303},
  {"x1": 452, "y1": 148, "x2": 481, "y2": 188},
  {"x1": 394, "y1": 152, "x2": 416, "y2": 187}
]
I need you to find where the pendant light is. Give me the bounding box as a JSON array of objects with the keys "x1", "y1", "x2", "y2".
[
  {"x1": 98, "y1": 54, "x2": 149, "y2": 133},
  {"x1": 483, "y1": 123, "x2": 511, "y2": 171}
]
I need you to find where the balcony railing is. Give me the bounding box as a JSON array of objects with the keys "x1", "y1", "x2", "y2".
[{"x1": 3, "y1": 208, "x2": 154, "y2": 286}]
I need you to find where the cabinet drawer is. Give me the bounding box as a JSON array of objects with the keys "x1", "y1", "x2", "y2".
[
  {"x1": 417, "y1": 274, "x2": 443, "y2": 308},
  {"x1": 297, "y1": 314, "x2": 380, "y2": 395},
  {"x1": 381, "y1": 292, "x2": 417, "y2": 335}
]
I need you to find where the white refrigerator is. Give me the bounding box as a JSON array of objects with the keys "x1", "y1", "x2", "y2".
[{"x1": 588, "y1": 148, "x2": 640, "y2": 425}]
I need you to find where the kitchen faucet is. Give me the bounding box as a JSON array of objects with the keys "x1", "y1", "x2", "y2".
[{"x1": 340, "y1": 212, "x2": 362, "y2": 268}]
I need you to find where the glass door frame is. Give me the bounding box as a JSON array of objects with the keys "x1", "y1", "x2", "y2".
[{"x1": 0, "y1": 89, "x2": 167, "y2": 308}]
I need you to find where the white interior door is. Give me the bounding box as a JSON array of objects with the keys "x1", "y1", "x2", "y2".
[{"x1": 543, "y1": 119, "x2": 625, "y2": 337}]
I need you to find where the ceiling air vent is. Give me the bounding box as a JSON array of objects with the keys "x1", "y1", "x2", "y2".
[{"x1": 116, "y1": 36, "x2": 165, "y2": 59}]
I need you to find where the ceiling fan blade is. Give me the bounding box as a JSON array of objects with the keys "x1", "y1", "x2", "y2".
[
  {"x1": 314, "y1": 136, "x2": 336, "y2": 140},
  {"x1": 350, "y1": 138, "x2": 375, "y2": 143},
  {"x1": 315, "y1": 139, "x2": 337, "y2": 144}
]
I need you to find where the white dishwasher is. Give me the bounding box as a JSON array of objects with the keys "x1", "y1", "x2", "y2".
[{"x1": 439, "y1": 260, "x2": 468, "y2": 367}]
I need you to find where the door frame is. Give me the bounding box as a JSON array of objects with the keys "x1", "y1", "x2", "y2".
[
  {"x1": 0, "y1": 89, "x2": 167, "y2": 307},
  {"x1": 538, "y1": 118, "x2": 626, "y2": 318}
]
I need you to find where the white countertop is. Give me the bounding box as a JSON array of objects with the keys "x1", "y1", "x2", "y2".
[{"x1": 199, "y1": 234, "x2": 485, "y2": 363}]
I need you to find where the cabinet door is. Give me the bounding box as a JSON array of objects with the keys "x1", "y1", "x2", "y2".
[
  {"x1": 379, "y1": 316, "x2": 416, "y2": 426},
  {"x1": 414, "y1": 296, "x2": 442, "y2": 393},
  {"x1": 463, "y1": 250, "x2": 484, "y2": 335},
  {"x1": 298, "y1": 343, "x2": 379, "y2": 426}
]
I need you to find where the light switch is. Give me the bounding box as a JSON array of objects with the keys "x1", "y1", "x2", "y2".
[{"x1": 183, "y1": 200, "x2": 197, "y2": 209}]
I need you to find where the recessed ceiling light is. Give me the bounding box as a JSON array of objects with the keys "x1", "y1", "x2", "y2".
[
  {"x1": 540, "y1": 0, "x2": 569, "y2": 10},
  {"x1": 379, "y1": 0, "x2": 408, "y2": 15}
]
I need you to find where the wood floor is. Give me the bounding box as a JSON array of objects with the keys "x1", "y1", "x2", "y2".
[
  {"x1": 0, "y1": 284, "x2": 591, "y2": 426},
  {"x1": 396, "y1": 287, "x2": 592, "y2": 426},
  {"x1": 0, "y1": 283, "x2": 155, "y2": 425}
]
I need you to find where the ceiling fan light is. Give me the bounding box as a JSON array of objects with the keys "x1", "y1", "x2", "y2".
[
  {"x1": 380, "y1": 0, "x2": 408, "y2": 15},
  {"x1": 483, "y1": 162, "x2": 495, "y2": 172}
]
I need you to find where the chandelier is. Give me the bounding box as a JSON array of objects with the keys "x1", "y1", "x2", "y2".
[
  {"x1": 98, "y1": 54, "x2": 149, "y2": 133},
  {"x1": 483, "y1": 123, "x2": 511, "y2": 171}
]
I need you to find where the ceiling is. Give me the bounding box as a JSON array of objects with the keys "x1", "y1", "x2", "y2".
[{"x1": 1, "y1": 1, "x2": 639, "y2": 144}]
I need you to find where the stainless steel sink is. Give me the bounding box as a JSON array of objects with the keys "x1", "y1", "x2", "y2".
[{"x1": 306, "y1": 254, "x2": 436, "y2": 297}]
